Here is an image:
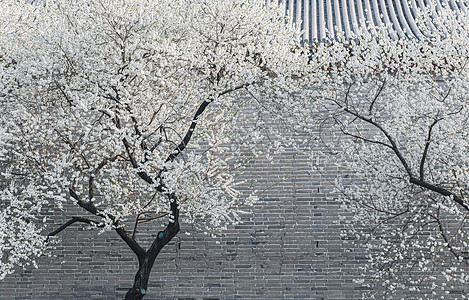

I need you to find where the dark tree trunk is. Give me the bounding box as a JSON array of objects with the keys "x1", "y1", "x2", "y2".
[
  {"x1": 124, "y1": 257, "x2": 153, "y2": 300},
  {"x1": 125, "y1": 201, "x2": 180, "y2": 300}
]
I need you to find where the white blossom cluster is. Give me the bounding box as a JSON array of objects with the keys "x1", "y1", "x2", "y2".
[{"x1": 0, "y1": 0, "x2": 304, "y2": 279}]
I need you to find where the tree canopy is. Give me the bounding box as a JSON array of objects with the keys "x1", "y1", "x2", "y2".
[{"x1": 0, "y1": 1, "x2": 304, "y2": 297}]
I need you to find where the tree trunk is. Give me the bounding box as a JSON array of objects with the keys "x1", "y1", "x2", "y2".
[
  {"x1": 125, "y1": 201, "x2": 180, "y2": 300},
  {"x1": 124, "y1": 257, "x2": 153, "y2": 300}
]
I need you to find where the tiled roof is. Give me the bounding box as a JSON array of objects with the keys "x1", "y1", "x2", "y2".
[{"x1": 268, "y1": 0, "x2": 468, "y2": 41}]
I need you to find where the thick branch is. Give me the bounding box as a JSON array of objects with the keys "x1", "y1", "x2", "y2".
[
  {"x1": 165, "y1": 99, "x2": 212, "y2": 163},
  {"x1": 47, "y1": 216, "x2": 100, "y2": 238},
  {"x1": 88, "y1": 174, "x2": 95, "y2": 201},
  {"x1": 122, "y1": 82, "x2": 254, "y2": 189},
  {"x1": 115, "y1": 225, "x2": 146, "y2": 258},
  {"x1": 69, "y1": 187, "x2": 145, "y2": 257},
  {"x1": 419, "y1": 118, "x2": 441, "y2": 180},
  {"x1": 69, "y1": 187, "x2": 99, "y2": 215},
  {"x1": 123, "y1": 137, "x2": 155, "y2": 185},
  {"x1": 410, "y1": 177, "x2": 469, "y2": 212},
  {"x1": 165, "y1": 82, "x2": 253, "y2": 164}
]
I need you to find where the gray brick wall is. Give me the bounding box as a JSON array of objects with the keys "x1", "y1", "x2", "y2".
[{"x1": 0, "y1": 148, "x2": 369, "y2": 299}]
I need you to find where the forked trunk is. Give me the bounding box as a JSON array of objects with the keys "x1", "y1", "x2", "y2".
[{"x1": 125, "y1": 201, "x2": 180, "y2": 300}]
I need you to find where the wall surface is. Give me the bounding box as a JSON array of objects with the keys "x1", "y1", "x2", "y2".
[
  {"x1": 0, "y1": 148, "x2": 369, "y2": 299},
  {"x1": 2, "y1": 129, "x2": 468, "y2": 299}
]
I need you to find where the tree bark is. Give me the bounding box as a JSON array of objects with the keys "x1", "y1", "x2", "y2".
[{"x1": 125, "y1": 201, "x2": 180, "y2": 300}]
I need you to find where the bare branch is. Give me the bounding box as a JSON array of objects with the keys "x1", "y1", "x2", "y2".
[
  {"x1": 343, "y1": 107, "x2": 413, "y2": 177},
  {"x1": 339, "y1": 126, "x2": 393, "y2": 149},
  {"x1": 138, "y1": 213, "x2": 169, "y2": 223}
]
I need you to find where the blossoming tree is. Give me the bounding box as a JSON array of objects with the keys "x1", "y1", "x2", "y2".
[
  {"x1": 278, "y1": 4, "x2": 469, "y2": 297},
  {"x1": 0, "y1": 0, "x2": 303, "y2": 298}
]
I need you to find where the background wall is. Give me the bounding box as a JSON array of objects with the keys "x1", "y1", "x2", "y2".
[{"x1": 0, "y1": 148, "x2": 367, "y2": 299}]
